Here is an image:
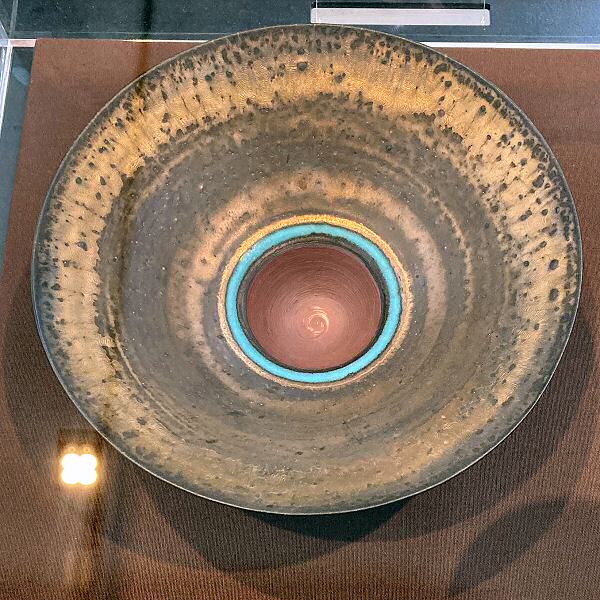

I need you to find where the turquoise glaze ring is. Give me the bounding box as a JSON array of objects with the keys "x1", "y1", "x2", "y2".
[{"x1": 225, "y1": 223, "x2": 402, "y2": 383}]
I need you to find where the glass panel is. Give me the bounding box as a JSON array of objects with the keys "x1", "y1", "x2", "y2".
[
  {"x1": 0, "y1": 0, "x2": 12, "y2": 38},
  {"x1": 6, "y1": 0, "x2": 600, "y2": 43},
  {"x1": 0, "y1": 46, "x2": 33, "y2": 270},
  {"x1": 11, "y1": 0, "x2": 309, "y2": 40}
]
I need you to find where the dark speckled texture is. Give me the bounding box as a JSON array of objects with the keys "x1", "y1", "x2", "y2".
[{"x1": 32, "y1": 26, "x2": 581, "y2": 513}]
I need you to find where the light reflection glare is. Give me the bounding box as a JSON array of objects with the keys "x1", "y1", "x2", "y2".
[
  {"x1": 79, "y1": 453, "x2": 98, "y2": 470},
  {"x1": 60, "y1": 452, "x2": 80, "y2": 469},
  {"x1": 60, "y1": 451, "x2": 99, "y2": 486},
  {"x1": 77, "y1": 468, "x2": 98, "y2": 486}
]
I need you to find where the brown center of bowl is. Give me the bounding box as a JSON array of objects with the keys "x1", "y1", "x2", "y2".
[{"x1": 243, "y1": 242, "x2": 384, "y2": 372}]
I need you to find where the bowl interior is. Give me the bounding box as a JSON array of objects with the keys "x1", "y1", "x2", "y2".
[{"x1": 33, "y1": 26, "x2": 580, "y2": 513}]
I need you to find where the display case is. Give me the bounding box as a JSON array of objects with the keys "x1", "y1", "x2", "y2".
[{"x1": 1, "y1": 3, "x2": 599, "y2": 599}]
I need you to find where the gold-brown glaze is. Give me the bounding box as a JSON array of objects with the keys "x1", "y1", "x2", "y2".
[{"x1": 32, "y1": 26, "x2": 581, "y2": 513}]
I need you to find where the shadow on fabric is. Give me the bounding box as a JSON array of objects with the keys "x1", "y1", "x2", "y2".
[{"x1": 3, "y1": 271, "x2": 596, "y2": 599}]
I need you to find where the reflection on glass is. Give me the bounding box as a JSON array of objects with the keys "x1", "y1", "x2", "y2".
[{"x1": 60, "y1": 450, "x2": 99, "y2": 485}]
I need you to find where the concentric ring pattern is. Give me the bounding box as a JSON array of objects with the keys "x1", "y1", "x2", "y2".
[
  {"x1": 33, "y1": 25, "x2": 581, "y2": 513},
  {"x1": 223, "y1": 217, "x2": 402, "y2": 384}
]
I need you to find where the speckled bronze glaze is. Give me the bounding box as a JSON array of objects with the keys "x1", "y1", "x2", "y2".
[{"x1": 32, "y1": 25, "x2": 581, "y2": 514}]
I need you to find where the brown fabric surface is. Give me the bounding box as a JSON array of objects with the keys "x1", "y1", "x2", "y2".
[{"x1": 1, "y1": 39, "x2": 599, "y2": 599}]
